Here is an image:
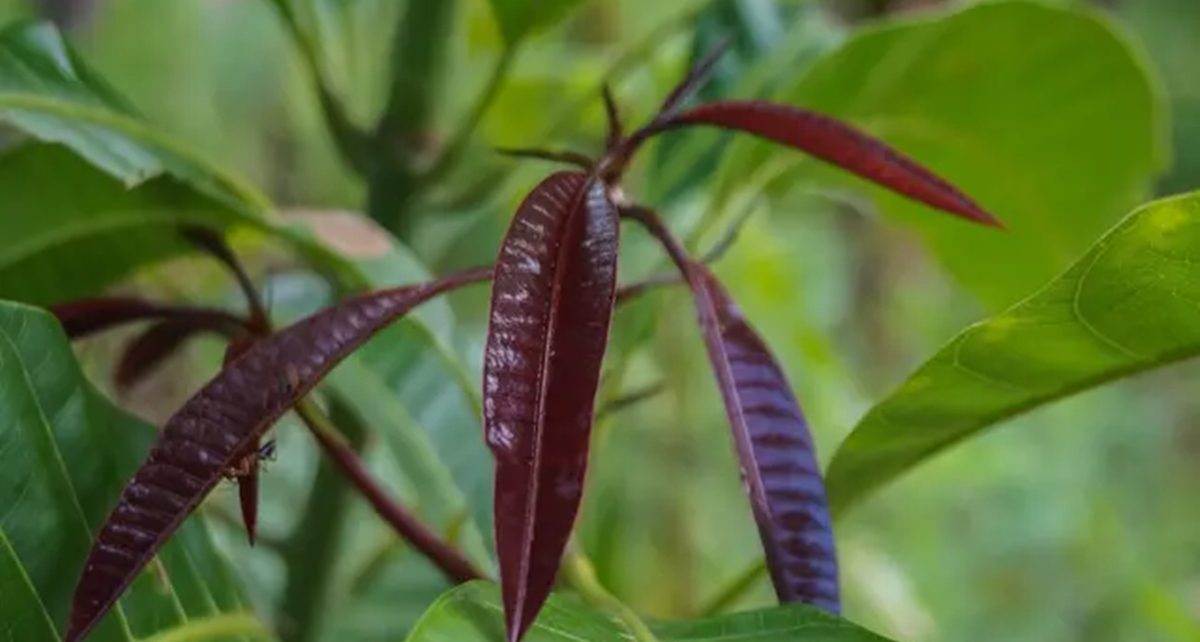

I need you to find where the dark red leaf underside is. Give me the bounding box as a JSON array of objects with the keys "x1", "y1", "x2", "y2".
[
  {"x1": 224, "y1": 336, "x2": 262, "y2": 547},
  {"x1": 65, "y1": 267, "x2": 489, "y2": 642},
  {"x1": 685, "y1": 263, "x2": 840, "y2": 612},
  {"x1": 663, "y1": 101, "x2": 999, "y2": 227},
  {"x1": 51, "y1": 297, "x2": 246, "y2": 340},
  {"x1": 484, "y1": 171, "x2": 619, "y2": 642}
]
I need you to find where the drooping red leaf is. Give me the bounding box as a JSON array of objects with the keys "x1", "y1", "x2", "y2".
[
  {"x1": 657, "y1": 100, "x2": 1000, "y2": 227},
  {"x1": 484, "y1": 171, "x2": 619, "y2": 642},
  {"x1": 50, "y1": 297, "x2": 247, "y2": 340},
  {"x1": 115, "y1": 318, "x2": 243, "y2": 390},
  {"x1": 223, "y1": 336, "x2": 263, "y2": 547},
  {"x1": 65, "y1": 266, "x2": 489, "y2": 642},
  {"x1": 685, "y1": 264, "x2": 840, "y2": 611},
  {"x1": 620, "y1": 205, "x2": 838, "y2": 612}
]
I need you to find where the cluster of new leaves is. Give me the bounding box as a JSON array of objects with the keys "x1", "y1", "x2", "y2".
[{"x1": 59, "y1": 54, "x2": 995, "y2": 642}]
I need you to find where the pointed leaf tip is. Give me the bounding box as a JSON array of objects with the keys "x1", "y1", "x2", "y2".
[
  {"x1": 484, "y1": 172, "x2": 619, "y2": 642},
  {"x1": 686, "y1": 264, "x2": 840, "y2": 612},
  {"x1": 663, "y1": 100, "x2": 1000, "y2": 228},
  {"x1": 65, "y1": 268, "x2": 489, "y2": 642}
]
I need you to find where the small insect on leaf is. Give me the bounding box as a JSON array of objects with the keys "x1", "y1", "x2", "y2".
[
  {"x1": 64, "y1": 266, "x2": 489, "y2": 642},
  {"x1": 657, "y1": 100, "x2": 1000, "y2": 227},
  {"x1": 484, "y1": 171, "x2": 619, "y2": 642},
  {"x1": 685, "y1": 263, "x2": 840, "y2": 611}
]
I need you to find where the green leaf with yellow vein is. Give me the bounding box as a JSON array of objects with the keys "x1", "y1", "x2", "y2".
[
  {"x1": 828, "y1": 190, "x2": 1200, "y2": 516},
  {"x1": 0, "y1": 301, "x2": 271, "y2": 642}
]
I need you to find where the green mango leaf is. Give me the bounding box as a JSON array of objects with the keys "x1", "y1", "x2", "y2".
[
  {"x1": 827, "y1": 190, "x2": 1200, "y2": 515},
  {"x1": 487, "y1": 0, "x2": 588, "y2": 46},
  {"x1": 715, "y1": 0, "x2": 1166, "y2": 306},
  {"x1": 0, "y1": 21, "x2": 355, "y2": 304},
  {"x1": 405, "y1": 582, "x2": 895, "y2": 641},
  {"x1": 0, "y1": 301, "x2": 272, "y2": 642}
]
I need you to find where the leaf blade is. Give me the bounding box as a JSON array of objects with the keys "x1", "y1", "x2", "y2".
[
  {"x1": 684, "y1": 264, "x2": 839, "y2": 611},
  {"x1": 827, "y1": 190, "x2": 1200, "y2": 515},
  {"x1": 65, "y1": 268, "x2": 489, "y2": 642},
  {"x1": 484, "y1": 172, "x2": 619, "y2": 641},
  {"x1": 663, "y1": 100, "x2": 998, "y2": 227}
]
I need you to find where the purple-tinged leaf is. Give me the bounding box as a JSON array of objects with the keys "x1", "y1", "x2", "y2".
[
  {"x1": 658, "y1": 100, "x2": 1000, "y2": 227},
  {"x1": 484, "y1": 171, "x2": 619, "y2": 642},
  {"x1": 686, "y1": 264, "x2": 839, "y2": 611},
  {"x1": 64, "y1": 266, "x2": 489, "y2": 642},
  {"x1": 223, "y1": 336, "x2": 262, "y2": 547}
]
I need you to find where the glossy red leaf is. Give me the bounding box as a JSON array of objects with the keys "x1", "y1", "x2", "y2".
[
  {"x1": 484, "y1": 171, "x2": 619, "y2": 642},
  {"x1": 65, "y1": 266, "x2": 489, "y2": 642},
  {"x1": 686, "y1": 264, "x2": 840, "y2": 611},
  {"x1": 659, "y1": 100, "x2": 1000, "y2": 227}
]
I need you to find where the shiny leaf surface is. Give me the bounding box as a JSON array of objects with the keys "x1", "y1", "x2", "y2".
[
  {"x1": 66, "y1": 267, "x2": 489, "y2": 642},
  {"x1": 662, "y1": 100, "x2": 998, "y2": 227},
  {"x1": 484, "y1": 172, "x2": 619, "y2": 642}
]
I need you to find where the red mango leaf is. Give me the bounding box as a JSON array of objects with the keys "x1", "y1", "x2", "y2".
[
  {"x1": 65, "y1": 266, "x2": 489, "y2": 642},
  {"x1": 115, "y1": 317, "x2": 243, "y2": 390},
  {"x1": 484, "y1": 171, "x2": 619, "y2": 642},
  {"x1": 222, "y1": 335, "x2": 264, "y2": 547},
  {"x1": 659, "y1": 100, "x2": 1000, "y2": 227},
  {"x1": 684, "y1": 263, "x2": 840, "y2": 612}
]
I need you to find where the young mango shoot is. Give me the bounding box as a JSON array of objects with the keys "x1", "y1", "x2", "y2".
[
  {"x1": 60, "y1": 42, "x2": 997, "y2": 642},
  {"x1": 482, "y1": 47, "x2": 997, "y2": 641}
]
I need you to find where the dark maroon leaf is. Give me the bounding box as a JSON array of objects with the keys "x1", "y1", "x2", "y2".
[
  {"x1": 65, "y1": 266, "x2": 490, "y2": 642},
  {"x1": 223, "y1": 335, "x2": 263, "y2": 547},
  {"x1": 657, "y1": 100, "x2": 1000, "y2": 227},
  {"x1": 686, "y1": 263, "x2": 839, "y2": 611},
  {"x1": 115, "y1": 318, "x2": 243, "y2": 390},
  {"x1": 50, "y1": 297, "x2": 246, "y2": 339},
  {"x1": 484, "y1": 171, "x2": 619, "y2": 642}
]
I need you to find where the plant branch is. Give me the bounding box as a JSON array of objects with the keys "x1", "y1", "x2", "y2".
[
  {"x1": 562, "y1": 549, "x2": 659, "y2": 642},
  {"x1": 293, "y1": 399, "x2": 485, "y2": 584},
  {"x1": 424, "y1": 47, "x2": 517, "y2": 184},
  {"x1": 265, "y1": 0, "x2": 370, "y2": 175}
]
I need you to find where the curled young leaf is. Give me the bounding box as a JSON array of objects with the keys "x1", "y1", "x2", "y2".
[
  {"x1": 687, "y1": 265, "x2": 840, "y2": 611},
  {"x1": 65, "y1": 266, "x2": 489, "y2": 642},
  {"x1": 657, "y1": 100, "x2": 999, "y2": 227},
  {"x1": 484, "y1": 171, "x2": 619, "y2": 642}
]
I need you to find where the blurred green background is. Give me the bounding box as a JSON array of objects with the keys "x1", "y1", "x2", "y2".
[{"x1": 3, "y1": 0, "x2": 1198, "y2": 641}]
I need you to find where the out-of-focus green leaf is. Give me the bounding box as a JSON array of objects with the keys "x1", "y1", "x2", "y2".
[
  {"x1": 0, "y1": 301, "x2": 268, "y2": 642},
  {"x1": 487, "y1": 0, "x2": 588, "y2": 46},
  {"x1": 714, "y1": 0, "x2": 1166, "y2": 305},
  {"x1": 0, "y1": 21, "x2": 357, "y2": 304},
  {"x1": 828, "y1": 191, "x2": 1200, "y2": 515},
  {"x1": 404, "y1": 581, "x2": 895, "y2": 641}
]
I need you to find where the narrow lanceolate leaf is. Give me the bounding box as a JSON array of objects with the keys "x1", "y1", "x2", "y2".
[
  {"x1": 51, "y1": 297, "x2": 246, "y2": 340},
  {"x1": 65, "y1": 266, "x2": 489, "y2": 642},
  {"x1": 685, "y1": 263, "x2": 839, "y2": 612},
  {"x1": 484, "y1": 172, "x2": 619, "y2": 642},
  {"x1": 660, "y1": 101, "x2": 999, "y2": 227}
]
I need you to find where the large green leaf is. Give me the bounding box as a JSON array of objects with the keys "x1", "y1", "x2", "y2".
[
  {"x1": 713, "y1": 0, "x2": 1166, "y2": 305},
  {"x1": 0, "y1": 21, "x2": 355, "y2": 304},
  {"x1": 487, "y1": 0, "x2": 588, "y2": 46},
  {"x1": 404, "y1": 582, "x2": 895, "y2": 641},
  {"x1": 827, "y1": 190, "x2": 1200, "y2": 515},
  {"x1": 0, "y1": 301, "x2": 271, "y2": 642}
]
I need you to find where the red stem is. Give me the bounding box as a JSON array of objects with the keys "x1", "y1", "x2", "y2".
[{"x1": 293, "y1": 401, "x2": 485, "y2": 584}]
